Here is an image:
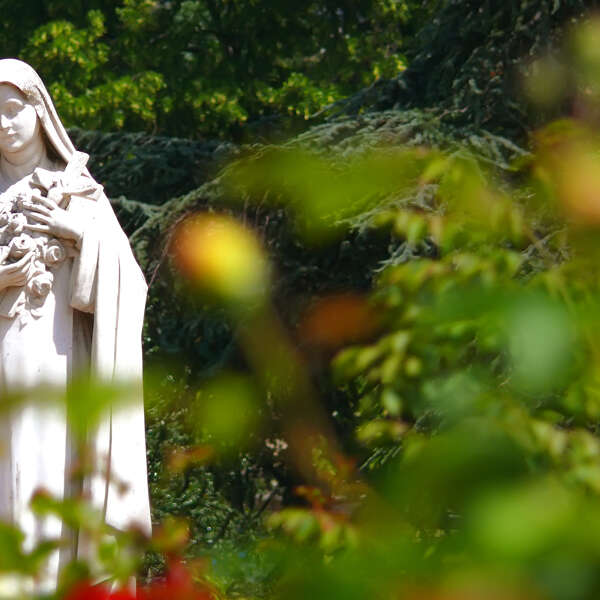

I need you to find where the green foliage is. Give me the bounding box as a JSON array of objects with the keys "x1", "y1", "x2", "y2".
[
  {"x1": 1, "y1": 0, "x2": 428, "y2": 138},
  {"x1": 9, "y1": 1, "x2": 600, "y2": 138},
  {"x1": 68, "y1": 128, "x2": 235, "y2": 204},
  {"x1": 18, "y1": 8, "x2": 166, "y2": 131},
  {"x1": 110, "y1": 25, "x2": 600, "y2": 592},
  {"x1": 209, "y1": 117, "x2": 600, "y2": 598},
  {"x1": 65, "y1": 108, "x2": 526, "y2": 594},
  {"x1": 324, "y1": 0, "x2": 600, "y2": 140}
]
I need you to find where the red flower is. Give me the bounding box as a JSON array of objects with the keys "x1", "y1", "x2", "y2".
[
  {"x1": 64, "y1": 562, "x2": 212, "y2": 600},
  {"x1": 110, "y1": 592, "x2": 137, "y2": 600},
  {"x1": 64, "y1": 582, "x2": 111, "y2": 600},
  {"x1": 137, "y1": 560, "x2": 213, "y2": 600}
]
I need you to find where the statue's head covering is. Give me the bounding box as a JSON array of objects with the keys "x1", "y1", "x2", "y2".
[
  {"x1": 0, "y1": 58, "x2": 76, "y2": 164},
  {"x1": 0, "y1": 58, "x2": 101, "y2": 198}
]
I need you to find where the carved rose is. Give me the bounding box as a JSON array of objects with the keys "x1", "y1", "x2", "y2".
[
  {"x1": 0, "y1": 172, "x2": 85, "y2": 318},
  {"x1": 0, "y1": 209, "x2": 10, "y2": 228},
  {"x1": 9, "y1": 233, "x2": 34, "y2": 259},
  {"x1": 27, "y1": 272, "x2": 53, "y2": 299},
  {"x1": 7, "y1": 213, "x2": 27, "y2": 234},
  {"x1": 42, "y1": 239, "x2": 66, "y2": 265},
  {"x1": 13, "y1": 193, "x2": 28, "y2": 212}
]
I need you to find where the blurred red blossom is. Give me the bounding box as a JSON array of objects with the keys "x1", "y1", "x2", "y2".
[
  {"x1": 64, "y1": 561, "x2": 213, "y2": 600},
  {"x1": 299, "y1": 293, "x2": 378, "y2": 350}
]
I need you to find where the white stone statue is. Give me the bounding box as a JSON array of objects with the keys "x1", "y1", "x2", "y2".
[{"x1": 0, "y1": 59, "x2": 151, "y2": 590}]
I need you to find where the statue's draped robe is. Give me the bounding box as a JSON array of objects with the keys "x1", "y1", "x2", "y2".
[{"x1": 0, "y1": 166, "x2": 151, "y2": 589}]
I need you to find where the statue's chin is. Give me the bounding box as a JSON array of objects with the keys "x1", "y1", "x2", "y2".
[{"x1": 0, "y1": 139, "x2": 25, "y2": 154}]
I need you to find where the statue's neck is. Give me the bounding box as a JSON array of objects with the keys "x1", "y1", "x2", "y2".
[{"x1": 1, "y1": 138, "x2": 49, "y2": 185}]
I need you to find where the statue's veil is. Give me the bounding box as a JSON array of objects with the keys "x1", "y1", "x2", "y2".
[{"x1": 0, "y1": 58, "x2": 77, "y2": 164}]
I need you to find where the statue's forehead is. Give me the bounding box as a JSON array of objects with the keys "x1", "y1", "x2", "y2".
[
  {"x1": 0, "y1": 72, "x2": 42, "y2": 110},
  {"x1": 0, "y1": 83, "x2": 28, "y2": 102}
]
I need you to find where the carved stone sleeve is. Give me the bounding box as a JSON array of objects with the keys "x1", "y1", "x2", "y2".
[{"x1": 69, "y1": 195, "x2": 99, "y2": 313}]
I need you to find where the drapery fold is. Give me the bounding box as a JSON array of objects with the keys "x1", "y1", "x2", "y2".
[{"x1": 70, "y1": 192, "x2": 151, "y2": 534}]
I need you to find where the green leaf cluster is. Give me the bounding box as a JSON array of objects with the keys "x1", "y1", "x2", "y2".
[{"x1": 1, "y1": 0, "x2": 426, "y2": 137}]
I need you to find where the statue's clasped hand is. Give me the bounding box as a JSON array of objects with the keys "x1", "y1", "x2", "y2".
[{"x1": 23, "y1": 191, "x2": 83, "y2": 242}]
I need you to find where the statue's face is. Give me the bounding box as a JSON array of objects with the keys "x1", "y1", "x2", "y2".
[{"x1": 0, "y1": 84, "x2": 40, "y2": 156}]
